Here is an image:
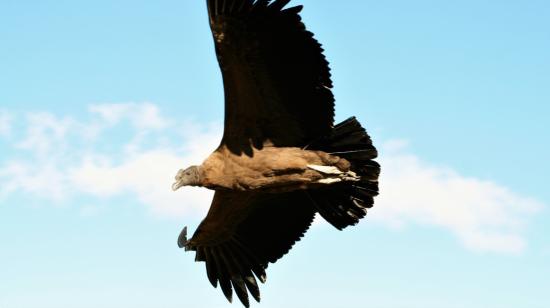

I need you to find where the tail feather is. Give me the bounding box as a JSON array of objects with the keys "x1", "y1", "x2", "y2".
[{"x1": 308, "y1": 117, "x2": 380, "y2": 230}]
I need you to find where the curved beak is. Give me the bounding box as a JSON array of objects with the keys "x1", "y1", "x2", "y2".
[
  {"x1": 172, "y1": 180, "x2": 186, "y2": 191},
  {"x1": 172, "y1": 169, "x2": 186, "y2": 191}
]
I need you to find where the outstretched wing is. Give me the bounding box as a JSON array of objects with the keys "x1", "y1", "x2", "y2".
[
  {"x1": 207, "y1": 0, "x2": 335, "y2": 155},
  {"x1": 180, "y1": 190, "x2": 316, "y2": 307}
]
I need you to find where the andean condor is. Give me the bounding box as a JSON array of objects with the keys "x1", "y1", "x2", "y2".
[{"x1": 172, "y1": 0, "x2": 380, "y2": 306}]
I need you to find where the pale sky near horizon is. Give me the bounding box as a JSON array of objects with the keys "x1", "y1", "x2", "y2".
[{"x1": 1, "y1": 1, "x2": 549, "y2": 308}]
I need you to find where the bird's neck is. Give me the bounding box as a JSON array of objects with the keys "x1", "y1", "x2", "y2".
[{"x1": 190, "y1": 166, "x2": 205, "y2": 187}]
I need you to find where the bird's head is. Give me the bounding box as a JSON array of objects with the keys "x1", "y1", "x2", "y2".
[{"x1": 172, "y1": 165, "x2": 202, "y2": 191}]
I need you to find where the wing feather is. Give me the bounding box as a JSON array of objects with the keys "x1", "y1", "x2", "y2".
[
  {"x1": 204, "y1": 248, "x2": 219, "y2": 288},
  {"x1": 183, "y1": 190, "x2": 316, "y2": 305},
  {"x1": 211, "y1": 247, "x2": 234, "y2": 303},
  {"x1": 217, "y1": 245, "x2": 249, "y2": 307},
  {"x1": 207, "y1": 0, "x2": 335, "y2": 154}
]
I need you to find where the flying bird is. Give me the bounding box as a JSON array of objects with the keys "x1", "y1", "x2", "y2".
[{"x1": 172, "y1": 0, "x2": 380, "y2": 306}]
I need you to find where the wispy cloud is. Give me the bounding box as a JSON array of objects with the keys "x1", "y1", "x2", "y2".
[
  {"x1": 0, "y1": 103, "x2": 543, "y2": 254},
  {"x1": 374, "y1": 140, "x2": 543, "y2": 254},
  {"x1": 89, "y1": 102, "x2": 169, "y2": 131},
  {"x1": 0, "y1": 110, "x2": 12, "y2": 137},
  {"x1": 16, "y1": 112, "x2": 75, "y2": 158},
  {"x1": 69, "y1": 130, "x2": 220, "y2": 217},
  {"x1": 0, "y1": 103, "x2": 219, "y2": 216}
]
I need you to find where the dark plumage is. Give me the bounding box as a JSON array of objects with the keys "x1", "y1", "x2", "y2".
[
  {"x1": 209, "y1": 0, "x2": 334, "y2": 156},
  {"x1": 172, "y1": 1, "x2": 380, "y2": 306}
]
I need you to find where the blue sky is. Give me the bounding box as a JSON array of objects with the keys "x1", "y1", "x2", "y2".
[{"x1": 1, "y1": 0, "x2": 549, "y2": 307}]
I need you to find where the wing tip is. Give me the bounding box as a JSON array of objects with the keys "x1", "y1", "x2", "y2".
[
  {"x1": 282, "y1": 4, "x2": 303, "y2": 14},
  {"x1": 269, "y1": 0, "x2": 291, "y2": 11},
  {"x1": 177, "y1": 226, "x2": 189, "y2": 249}
]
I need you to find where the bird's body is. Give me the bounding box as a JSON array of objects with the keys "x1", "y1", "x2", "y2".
[
  {"x1": 185, "y1": 145, "x2": 355, "y2": 192},
  {"x1": 172, "y1": 1, "x2": 380, "y2": 306}
]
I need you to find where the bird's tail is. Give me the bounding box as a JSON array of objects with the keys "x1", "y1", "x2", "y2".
[{"x1": 306, "y1": 117, "x2": 380, "y2": 230}]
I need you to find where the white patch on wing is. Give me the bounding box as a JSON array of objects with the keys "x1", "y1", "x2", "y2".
[
  {"x1": 316, "y1": 178, "x2": 342, "y2": 184},
  {"x1": 307, "y1": 165, "x2": 343, "y2": 175}
]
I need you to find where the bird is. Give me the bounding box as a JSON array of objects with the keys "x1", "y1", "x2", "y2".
[{"x1": 172, "y1": 0, "x2": 380, "y2": 307}]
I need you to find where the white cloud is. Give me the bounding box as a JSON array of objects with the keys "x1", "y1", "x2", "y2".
[
  {"x1": 16, "y1": 112, "x2": 74, "y2": 158},
  {"x1": 69, "y1": 128, "x2": 221, "y2": 217},
  {"x1": 0, "y1": 161, "x2": 68, "y2": 202},
  {"x1": 373, "y1": 141, "x2": 543, "y2": 254},
  {"x1": 89, "y1": 102, "x2": 168, "y2": 130},
  {"x1": 0, "y1": 103, "x2": 543, "y2": 254},
  {"x1": 0, "y1": 110, "x2": 13, "y2": 137},
  {"x1": 0, "y1": 103, "x2": 220, "y2": 218}
]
